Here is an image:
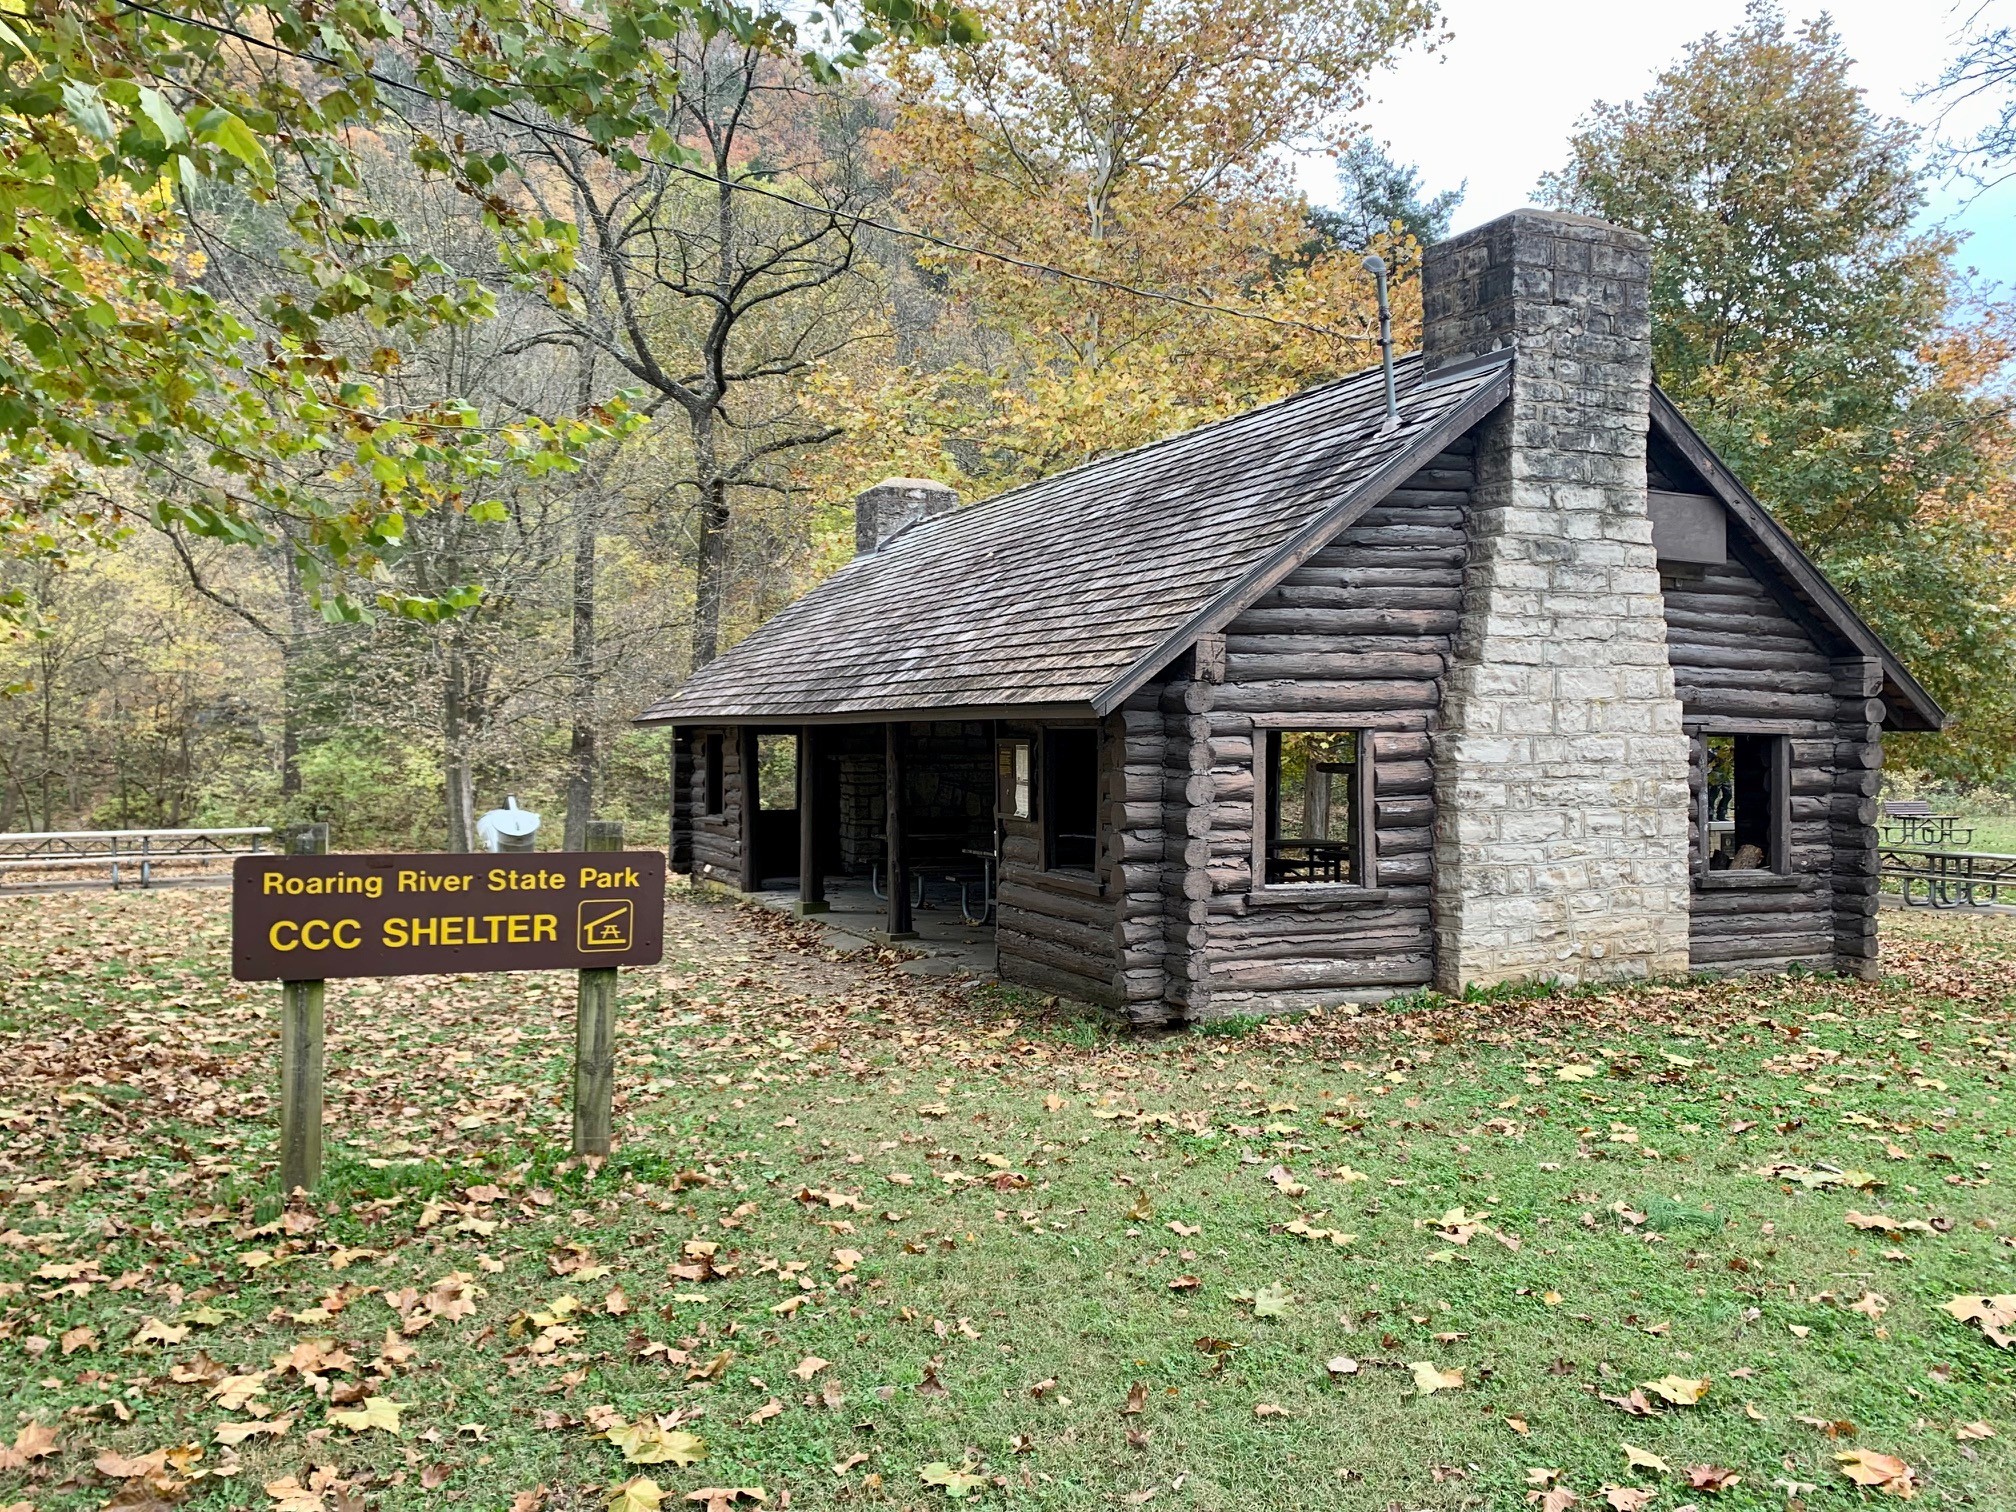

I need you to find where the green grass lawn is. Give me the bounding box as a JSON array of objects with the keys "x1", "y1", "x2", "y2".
[
  {"x1": 1958, "y1": 818, "x2": 2016, "y2": 856},
  {"x1": 5, "y1": 886, "x2": 2016, "y2": 1511}
]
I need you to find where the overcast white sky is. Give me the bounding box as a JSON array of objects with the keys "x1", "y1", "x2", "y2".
[{"x1": 1295, "y1": 0, "x2": 2016, "y2": 283}]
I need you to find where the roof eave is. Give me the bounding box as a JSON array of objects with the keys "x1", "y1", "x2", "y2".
[
  {"x1": 633, "y1": 698, "x2": 1101, "y2": 728},
  {"x1": 1647, "y1": 390, "x2": 1947, "y2": 734}
]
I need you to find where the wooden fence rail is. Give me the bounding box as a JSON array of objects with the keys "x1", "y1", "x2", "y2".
[{"x1": 0, "y1": 827, "x2": 273, "y2": 888}]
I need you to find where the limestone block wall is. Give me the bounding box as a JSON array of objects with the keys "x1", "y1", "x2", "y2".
[{"x1": 1423, "y1": 209, "x2": 1693, "y2": 990}]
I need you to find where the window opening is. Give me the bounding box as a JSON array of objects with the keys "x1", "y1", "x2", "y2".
[
  {"x1": 999, "y1": 739, "x2": 1032, "y2": 821},
  {"x1": 1704, "y1": 732, "x2": 1783, "y2": 872},
  {"x1": 1264, "y1": 729, "x2": 1363, "y2": 885},
  {"x1": 756, "y1": 733, "x2": 798, "y2": 812},
  {"x1": 1043, "y1": 729, "x2": 1098, "y2": 871}
]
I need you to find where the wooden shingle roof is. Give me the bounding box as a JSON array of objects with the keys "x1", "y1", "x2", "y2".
[{"x1": 637, "y1": 352, "x2": 1512, "y2": 724}]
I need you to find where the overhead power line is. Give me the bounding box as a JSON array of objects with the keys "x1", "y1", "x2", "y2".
[{"x1": 116, "y1": 0, "x2": 1376, "y2": 343}]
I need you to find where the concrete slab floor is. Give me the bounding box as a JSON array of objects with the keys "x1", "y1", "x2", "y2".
[{"x1": 747, "y1": 881, "x2": 998, "y2": 979}]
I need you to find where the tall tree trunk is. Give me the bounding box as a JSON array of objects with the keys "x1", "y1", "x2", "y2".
[
  {"x1": 563, "y1": 502, "x2": 598, "y2": 849},
  {"x1": 280, "y1": 552, "x2": 308, "y2": 800},
  {"x1": 37, "y1": 642, "x2": 54, "y2": 831},
  {"x1": 443, "y1": 639, "x2": 477, "y2": 852},
  {"x1": 564, "y1": 353, "x2": 600, "y2": 849},
  {"x1": 690, "y1": 411, "x2": 730, "y2": 670}
]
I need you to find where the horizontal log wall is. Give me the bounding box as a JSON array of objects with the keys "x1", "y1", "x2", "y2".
[
  {"x1": 994, "y1": 721, "x2": 1124, "y2": 1009},
  {"x1": 1662, "y1": 558, "x2": 1855, "y2": 974},
  {"x1": 668, "y1": 730, "x2": 695, "y2": 874},
  {"x1": 1189, "y1": 443, "x2": 1474, "y2": 1016},
  {"x1": 689, "y1": 727, "x2": 746, "y2": 890},
  {"x1": 1831, "y1": 655, "x2": 1884, "y2": 979}
]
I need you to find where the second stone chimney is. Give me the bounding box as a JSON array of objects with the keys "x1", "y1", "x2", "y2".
[
  {"x1": 855, "y1": 478, "x2": 959, "y2": 556},
  {"x1": 1421, "y1": 209, "x2": 1693, "y2": 992}
]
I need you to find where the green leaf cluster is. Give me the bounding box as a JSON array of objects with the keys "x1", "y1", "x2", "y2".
[{"x1": 0, "y1": 0, "x2": 977, "y2": 617}]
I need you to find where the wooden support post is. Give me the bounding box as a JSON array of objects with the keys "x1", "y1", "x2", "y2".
[
  {"x1": 279, "y1": 821, "x2": 329, "y2": 1195},
  {"x1": 796, "y1": 725, "x2": 827, "y2": 915},
  {"x1": 737, "y1": 732, "x2": 759, "y2": 893},
  {"x1": 882, "y1": 723, "x2": 916, "y2": 940},
  {"x1": 573, "y1": 819, "x2": 622, "y2": 1156}
]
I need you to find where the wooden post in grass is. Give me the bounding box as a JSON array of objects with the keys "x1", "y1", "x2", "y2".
[
  {"x1": 279, "y1": 821, "x2": 329, "y2": 1193},
  {"x1": 573, "y1": 819, "x2": 622, "y2": 1156}
]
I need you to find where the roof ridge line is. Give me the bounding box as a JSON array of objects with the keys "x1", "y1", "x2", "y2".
[{"x1": 865, "y1": 352, "x2": 1418, "y2": 556}]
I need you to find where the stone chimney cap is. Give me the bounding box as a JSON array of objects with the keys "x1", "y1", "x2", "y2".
[
  {"x1": 864, "y1": 478, "x2": 956, "y2": 494},
  {"x1": 855, "y1": 477, "x2": 960, "y2": 556}
]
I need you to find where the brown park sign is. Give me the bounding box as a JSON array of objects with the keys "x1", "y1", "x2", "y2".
[{"x1": 232, "y1": 851, "x2": 665, "y2": 981}]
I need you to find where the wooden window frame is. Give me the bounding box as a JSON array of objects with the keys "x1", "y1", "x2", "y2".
[
  {"x1": 1041, "y1": 725, "x2": 1101, "y2": 875},
  {"x1": 1249, "y1": 718, "x2": 1377, "y2": 894},
  {"x1": 702, "y1": 733, "x2": 725, "y2": 818},
  {"x1": 1694, "y1": 726, "x2": 1792, "y2": 880},
  {"x1": 998, "y1": 738, "x2": 1033, "y2": 822}
]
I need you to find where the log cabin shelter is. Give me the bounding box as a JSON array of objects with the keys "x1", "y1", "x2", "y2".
[{"x1": 636, "y1": 209, "x2": 1943, "y2": 1025}]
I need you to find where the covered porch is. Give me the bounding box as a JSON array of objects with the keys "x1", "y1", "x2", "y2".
[{"x1": 681, "y1": 719, "x2": 1004, "y2": 947}]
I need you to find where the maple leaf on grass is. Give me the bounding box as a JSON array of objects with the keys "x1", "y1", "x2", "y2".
[
  {"x1": 607, "y1": 1421, "x2": 705, "y2": 1467},
  {"x1": 265, "y1": 1476, "x2": 325, "y2": 1512},
  {"x1": 1249, "y1": 1282, "x2": 1291, "y2": 1317},
  {"x1": 95, "y1": 1449, "x2": 169, "y2": 1479},
  {"x1": 215, "y1": 1417, "x2": 293, "y2": 1445},
  {"x1": 1409, "y1": 1361, "x2": 1464, "y2": 1394},
  {"x1": 1837, "y1": 1449, "x2": 1919, "y2": 1497},
  {"x1": 684, "y1": 1491, "x2": 765, "y2": 1512},
  {"x1": 608, "y1": 1478, "x2": 665, "y2": 1512},
  {"x1": 1620, "y1": 1443, "x2": 1669, "y2": 1474},
  {"x1": 328, "y1": 1395, "x2": 406, "y2": 1435},
  {"x1": 1639, "y1": 1374, "x2": 1710, "y2": 1406},
  {"x1": 1685, "y1": 1464, "x2": 1740, "y2": 1492},
  {"x1": 1943, "y1": 1292, "x2": 2016, "y2": 1348},
  {"x1": 920, "y1": 1461, "x2": 987, "y2": 1497},
  {"x1": 1602, "y1": 1489, "x2": 1655, "y2": 1511},
  {"x1": 2, "y1": 1420, "x2": 59, "y2": 1468}
]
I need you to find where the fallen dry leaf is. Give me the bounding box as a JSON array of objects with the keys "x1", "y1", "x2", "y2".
[
  {"x1": 1943, "y1": 1293, "x2": 2016, "y2": 1349},
  {"x1": 1837, "y1": 1449, "x2": 1919, "y2": 1497},
  {"x1": 1409, "y1": 1361, "x2": 1464, "y2": 1394},
  {"x1": 1686, "y1": 1464, "x2": 1741, "y2": 1492},
  {"x1": 1640, "y1": 1374, "x2": 1710, "y2": 1406}
]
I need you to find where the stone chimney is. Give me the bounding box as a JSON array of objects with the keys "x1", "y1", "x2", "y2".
[
  {"x1": 1421, "y1": 209, "x2": 1692, "y2": 991},
  {"x1": 855, "y1": 478, "x2": 959, "y2": 556}
]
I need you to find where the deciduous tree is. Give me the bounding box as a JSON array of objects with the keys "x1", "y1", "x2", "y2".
[
  {"x1": 794, "y1": 0, "x2": 1439, "y2": 504},
  {"x1": 1543, "y1": 2, "x2": 2016, "y2": 780},
  {"x1": 1, "y1": 0, "x2": 975, "y2": 616}
]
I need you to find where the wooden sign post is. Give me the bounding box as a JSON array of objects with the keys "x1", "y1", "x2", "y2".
[
  {"x1": 279, "y1": 822, "x2": 329, "y2": 1195},
  {"x1": 573, "y1": 820, "x2": 621, "y2": 1157},
  {"x1": 233, "y1": 832, "x2": 664, "y2": 1191}
]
